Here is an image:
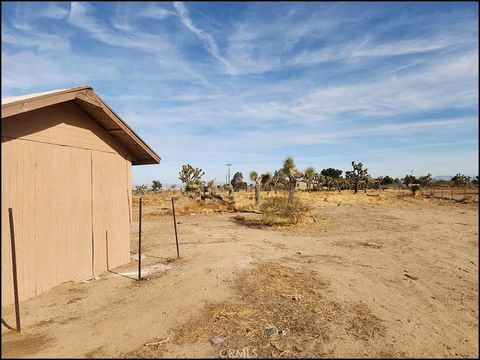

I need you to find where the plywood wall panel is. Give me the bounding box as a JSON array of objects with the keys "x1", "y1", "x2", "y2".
[
  {"x1": 64, "y1": 146, "x2": 93, "y2": 283},
  {"x1": 127, "y1": 156, "x2": 132, "y2": 225},
  {"x1": 92, "y1": 151, "x2": 130, "y2": 274},
  {"x1": 34, "y1": 142, "x2": 67, "y2": 294},
  {"x1": 1, "y1": 137, "x2": 37, "y2": 304},
  {"x1": 16, "y1": 139, "x2": 36, "y2": 301},
  {"x1": 1, "y1": 137, "x2": 13, "y2": 305},
  {"x1": 2, "y1": 130, "x2": 131, "y2": 305}
]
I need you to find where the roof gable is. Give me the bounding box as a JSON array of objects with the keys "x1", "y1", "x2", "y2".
[{"x1": 1, "y1": 86, "x2": 160, "y2": 165}]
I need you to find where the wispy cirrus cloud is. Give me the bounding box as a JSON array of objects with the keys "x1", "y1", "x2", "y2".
[
  {"x1": 173, "y1": 2, "x2": 234, "y2": 74},
  {"x1": 68, "y1": 2, "x2": 206, "y2": 82},
  {"x1": 112, "y1": 3, "x2": 176, "y2": 30},
  {"x1": 1, "y1": 2, "x2": 478, "y2": 183},
  {"x1": 10, "y1": 2, "x2": 69, "y2": 30}
]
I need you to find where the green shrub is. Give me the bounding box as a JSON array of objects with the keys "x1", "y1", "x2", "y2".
[
  {"x1": 260, "y1": 196, "x2": 311, "y2": 225},
  {"x1": 410, "y1": 184, "x2": 420, "y2": 196}
]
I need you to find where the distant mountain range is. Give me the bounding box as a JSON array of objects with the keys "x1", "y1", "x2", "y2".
[
  {"x1": 432, "y1": 175, "x2": 478, "y2": 181},
  {"x1": 433, "y1": 176, "x2": 454, "y2": 181}
]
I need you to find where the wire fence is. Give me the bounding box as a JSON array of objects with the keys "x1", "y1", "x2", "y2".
[{"x1": 420, "y1": 186, "x2": 479, "y2": 202}]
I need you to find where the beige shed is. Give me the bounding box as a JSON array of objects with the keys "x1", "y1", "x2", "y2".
[{"x1": 1, "y1": 86, "x2": 160, "y2": 305}]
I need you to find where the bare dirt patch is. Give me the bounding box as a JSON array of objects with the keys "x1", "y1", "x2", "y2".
[
  {"x1": 1, "y1": 333, "x2": 54, "y2": 358},
  {"x1": 1, "y1": 189, "x2": 477, "y2": 358},
  {"x1": 125, "y1": 263, "x2": 387, "y2": 358}
]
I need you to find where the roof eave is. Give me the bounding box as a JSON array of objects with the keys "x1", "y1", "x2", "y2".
[{"x1": 1, "y1": 86, "x2": 160, "y2": 165}]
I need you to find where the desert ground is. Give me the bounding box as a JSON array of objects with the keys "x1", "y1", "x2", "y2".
[{"x1": 1, "y1": 189, "x2": 478, "y2": 358}]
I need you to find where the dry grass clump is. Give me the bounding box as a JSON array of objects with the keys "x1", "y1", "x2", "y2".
[
  {"x1": 133, "y1": 192, "x2": 233, "y2": 218},
  {"x1": 166, "y1": 199, "x2": 229, "y2": 215},
  {"x1": 260, "y1": 196, "x2": 311, "y2": 225},
  {"x1": 136, "y1": 263, "x2": 385, "y2": 358},
  {"x1": 123, "y1": 263, "x2": 387, "y2": 358},
  {"x1": 173, "y1": 264, "x2": 335, "y2": 358}
]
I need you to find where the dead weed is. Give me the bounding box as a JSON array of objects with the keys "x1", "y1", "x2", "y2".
[{"x1": 147, "y1": 263, "x2": 383, "y2": 358}]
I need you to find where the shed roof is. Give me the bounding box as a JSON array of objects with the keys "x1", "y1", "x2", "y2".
[{"x1": 1, "y1": 86, "x2": 160, "y2": 165}]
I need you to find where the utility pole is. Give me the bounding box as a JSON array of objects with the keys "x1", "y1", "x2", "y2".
[{"x1": 226, "y1": 163, "x2": 232, "y2": 185}]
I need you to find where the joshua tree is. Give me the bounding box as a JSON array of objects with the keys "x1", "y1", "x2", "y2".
[
  {"x1": 381, "y1": 176, "x2": 394, "y2": 186},
  {"x1": 134, "y1": 184, "x2": 148, "y2": 195},
  {"x1": 418, "y1": 174, "x2": 433, "y2": 188},
  {"x1": 151, "y1": 180, "x2": 162, "y2": 191},
  {"x1": 179, "y1": 164, "x2": 204, "y2": 191},
  {"x1": 207, "y1": 180, "x2": 218, "y2": 194},
  {"x1": 282, "y1": 157, "x2": 303, "y2": 203},
  {"x1": 271, "y1": 169, "x2": 285, "y2": 194},
  {"x1": 260, "y1": 172, "x2": 273, "y2": 192},
  {"x1": 345, "y1": 161, "x2": 369, "y2": 194},
  {"x1": 324, "y1": 176, "x2": 337, "y2": 191},
  {"x1": 312, "y1": 173, "x2": 326, "y2": 191},
  {"x1": 249, "y1": 171, "x2": 261, "y2": 204},
  {"x1": 451, "y1": 173, "x2": 471, "y2": 187},
  {"x1": 303, "y1": 167, "x2": 316, "y2": 191},
  {"x1": 336, "y1": 177, "x2": 349, "y2": 192},
  {"x1": 364, "y1": 174, "x2": 373, "y2": 192},
  {"x1": 402, "y1": 174, "x2": 418, "y2": 186},
  {"x1": 231, "y1": 171, "x2": 245, "y2": 192}
]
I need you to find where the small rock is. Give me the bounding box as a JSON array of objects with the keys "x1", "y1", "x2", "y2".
[
  {"x1": 292, "y1": 294, "x2": 303, "y2": 301},
  {"x1": 211, "y1": 336, "x2": 225, "y2": 345},
  {"x1": 265, "y1": 327, "x2": 278, "y2": 336},
  {"x1": 296, "y1": 251, "x2": 303, "y2": 255},
  {"x1": 280, "y1": 328, "x2": 290, "y2": 336},
  {"x1": 233, "y1": 215, "x2": 245, "y2": 221}
]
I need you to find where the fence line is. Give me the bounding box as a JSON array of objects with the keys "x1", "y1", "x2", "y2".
[{"x1": 421, "y1": 186, "x2": 478, "y2": 202}]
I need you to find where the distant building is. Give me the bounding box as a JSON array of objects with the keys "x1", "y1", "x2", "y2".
[{"x1": 296, "y1": 181, "x2": 308, "y2": 190}]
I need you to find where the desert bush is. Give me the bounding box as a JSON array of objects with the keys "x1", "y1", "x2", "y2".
[
  {"x1": 410, "y1": 184, "x2": 420, "y2": 196},
  {"x1": 260, "y1": 196, "x2": 311, "y2": 225},
  {"x1": 151, "y1": 180, "x2": 162, "y2": 191},
  {"x1": 134, "y1": 184, "x2": 148, "y2": 195},
  {"x1": 231, "y1": 172, "x2": 248, "y2": 192},
  {"x1": 451, "y1": 173, "x2": 471, "y2": 187}
]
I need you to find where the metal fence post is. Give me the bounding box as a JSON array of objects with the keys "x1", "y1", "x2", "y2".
[
  {"x1": 138, "y1": 197, "x2": 142, "y2": 280},
  {"x1": 8, "y1": 208, "x2": 21, "y2": 333},
  {"x1": 172, "y1": 198, "x2": 180, "y2": 259}
]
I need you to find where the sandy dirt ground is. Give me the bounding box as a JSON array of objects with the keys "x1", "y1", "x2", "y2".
[{"x1": 1, "y1": 190, "x2": 478, "y2": 358}]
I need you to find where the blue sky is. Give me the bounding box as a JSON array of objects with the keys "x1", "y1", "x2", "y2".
[{"x1": 2, "y1": 2, "x2": 478, "y2": 185}]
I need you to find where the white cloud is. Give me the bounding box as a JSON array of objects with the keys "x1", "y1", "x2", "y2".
[
  {"x1": 173, "y1": 2, "x2": 234, "y2": 74},
  {"x1": 1, "y1": 50, "x2": 121, "y2": 91},
  {"x1": 2, "y1": 2, "x2": 477, "y2": 183},
  {"x1": 2, "y1": 31, "x2": 70, "y2": 52},
  {"x1": 11, "y1": 3, "x2": 69, "y2": 31},
  {"x1": 67, "y1": 2, "x2": 206, "y2": 82},
  {"x1": 290, "y1": 35, "x2": 467, "y2": 65},
  {"x1": 112, "y1": 3, "x2": 175, "y2": 31}
]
